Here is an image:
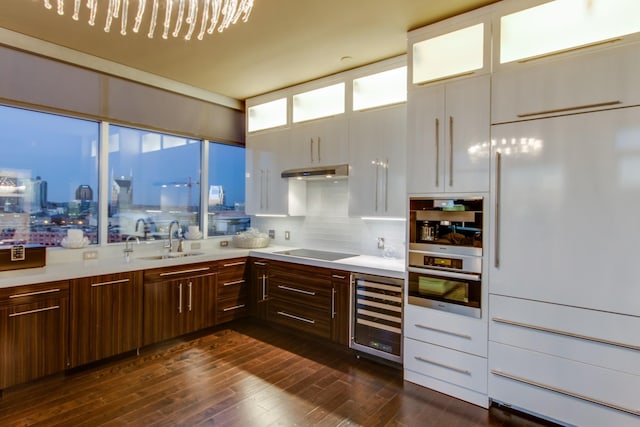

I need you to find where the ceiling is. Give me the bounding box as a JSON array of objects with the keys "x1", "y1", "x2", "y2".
[{"x1": 0, "y1": 0, "x2": 496, "y2": 104}]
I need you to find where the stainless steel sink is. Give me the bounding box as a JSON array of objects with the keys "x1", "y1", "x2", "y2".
[{"x1": 137, "y1": 251, "x2": 205, "y2": 261}]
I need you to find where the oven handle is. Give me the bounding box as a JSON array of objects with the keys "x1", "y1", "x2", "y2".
[{"x1": 408, "y1": 266, "x2": 481, "y2": 282}]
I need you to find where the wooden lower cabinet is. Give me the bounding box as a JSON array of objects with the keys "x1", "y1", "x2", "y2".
[
  {"x1": 69, "y1": 272, "x2": 143, "y2": 368},
  {"x1": 253, "y1": 259, "x2": 350, "y2": 346},
  {"x1": 215, "y1": 257, "x2": 249, "y2": 324},
  {"x1": 0, "y1": 281, "x2": 69, "y2": 389},
  {"x1": 250, "y1": 258, "x2": 270, "y2": 320},
  {"x1": 142, "y1": 262, "x2": 217, "y2": 346}
]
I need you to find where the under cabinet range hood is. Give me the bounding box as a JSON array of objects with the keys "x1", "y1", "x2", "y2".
[{"x1": 281, "y1": 164, "x2": 349, "y2": 180}]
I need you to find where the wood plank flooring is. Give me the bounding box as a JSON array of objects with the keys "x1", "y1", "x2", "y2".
[{"x1": 0, "y1": 319, "x2": 556, "y2": 426}]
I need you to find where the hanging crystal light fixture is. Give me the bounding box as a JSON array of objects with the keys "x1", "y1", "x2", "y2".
[{"x1": 41, "y1": 0, "x2": 254, "y2": 41}]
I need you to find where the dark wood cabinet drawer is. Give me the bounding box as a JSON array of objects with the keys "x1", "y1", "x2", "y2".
[
  {"x1": 216, "y1": 298, "x2": 249, "y2": 324},
  {"x1": 143, "y1": 262, "x2": 216, "y2": 282},
  {"x1": 268, "y1": 300, "x2": 331, "y2": 339},
  {"x1": 0, "y1": 281, "x2": 68, "y2": 304},
  {"x1": 268, "y1": 279, "x2": 331, "y2": 309}
]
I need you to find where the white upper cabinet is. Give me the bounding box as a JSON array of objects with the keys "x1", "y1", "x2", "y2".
[
  {"x1": 410, "y1": 12, "x2": 491, "y2": 85},
  {"x1": 245, "y1": 128, "x2": 291, "y2": 216},
  {"x1": 498, "y1": 0, "x2": 640, "y2": 65},
  {"x1": 348, "y1": 103, "x2": 406, "y2": 218},
  {"x1": 407, "y1": 74, "x2": 491, "y2": 194},
  {"x1": 247, "y1": 97, "x2": 287, "y2": 133}
]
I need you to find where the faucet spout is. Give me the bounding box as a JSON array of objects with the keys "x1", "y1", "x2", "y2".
[
  {"x1": 167, "y1": 220, "x2": 181, "y2": 252},
  {"x1": 124, "y1": 235, "x2": 140, "y2": 263}
]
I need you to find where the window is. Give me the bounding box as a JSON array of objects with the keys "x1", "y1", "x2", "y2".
[
  {"x1": 107, "y1": 125, "x2": 201, "y2": 243},
  {"x1": 208, "y1": 142, "x2": 250, "y2": 236},
  {"x1": 0, "y1": 105, "x2": 99, "y2": 246}
]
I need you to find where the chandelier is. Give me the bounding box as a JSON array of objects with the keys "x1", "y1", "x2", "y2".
[{"x1": 42, "y1": 0, "x2": 254, "y2": 41}]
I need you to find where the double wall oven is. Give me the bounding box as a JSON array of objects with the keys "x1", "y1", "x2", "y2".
[{"x1": 407, "y1": 196, "x2": 485, "y2": 318}]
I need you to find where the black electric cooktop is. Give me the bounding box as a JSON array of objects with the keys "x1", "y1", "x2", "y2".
[{"x1": 274, "y1": 248, "x2": 357, "y2": 261}]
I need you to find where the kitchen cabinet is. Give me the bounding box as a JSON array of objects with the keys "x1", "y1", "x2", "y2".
[
  {"x1": 492, "y1": 41, "x2": 640, "y2": 124},
  {"x1": 329, "y1": 270, "x2": 350, "y2": 346},
  {"x1": 215, "y1": 257, "x2": 249, "y2": 324},
  {"x1": 245, "y1": 128, "x2": 290, "y2": 215},
  {"x1": 489, "y1": 295, "x2": 640, "y2": 426},
  {"x1": 143, "y1": 262, "x2": 217, "y2": 346},
  {"x1": 407, "y1": 74, "x2": 490, "y2": 194},
  {"x1": 70, "y1": 271, "x2": 142, "y2": 367},
  {"x1": 288, "y1": 115, "x2": 348, "y2": 169},
  {"x1": 0, "y1": 281, "x2": 69, "y2": 389},
  {"x1": 250, "y1": 258, "x2": 269, "y2": 320},
  {"x1": 348, "y1": 103, "x2": 406, "y2": 218}
]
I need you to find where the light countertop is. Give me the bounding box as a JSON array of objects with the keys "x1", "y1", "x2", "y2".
[{"x1": 0, "y1": 243, "x2": 405, "y2": 288}]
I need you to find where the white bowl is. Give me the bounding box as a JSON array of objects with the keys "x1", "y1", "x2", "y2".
[
  {"x1": 184, "y1": 232, "x2": 203, "y2": 240},
  {"x1": 61, "y1": 236, "x2": 89, "y2": 249}
]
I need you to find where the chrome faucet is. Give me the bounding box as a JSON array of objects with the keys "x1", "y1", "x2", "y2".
[
  {"x1": 124, "y1": 235, "x2": 140, "y2": 263},
  {"x1": 135, "y1": 218, "x2": 152, "y2": 240},
  {"x1": 166, "y1": 220, "x2": 183, "y2": 253}
]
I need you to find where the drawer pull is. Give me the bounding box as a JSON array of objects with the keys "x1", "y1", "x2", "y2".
[
  {"x1": 10, "y1": 305, "x2": 60, "y2": 317},
  {"x1": 277, "y1": 311, "x2": 315, "y2": 324},
  {"x1": 223, "y1": 261, "x2": 246, "y2": 267},
  {"x1": 492, "y1": 317, "x2": 640, "y2": 351},
  {"x1": 254, "y1": 261, "x2": 267, "y2": 266},
  {"x1": 223, "y1": 280, "x2": 245, "y2": 287},
  {"x1": 415, "y1": 356, "x2": 471, "y2": 376},
  {"x1": 517, "y1": 100, "x2": 621, "y2": 118},
  {"x1": 223, "y1": 304, "x2": 246, "y2": 312},
  {"x1": 491, "y1": 370, "x2": 640, "y2": 417},
  {"x1": 160, "y1": 266, "x2": 210, "y2": 276},
  {"x1": 277, "y1": 285, "x2": 316, "y2": 296},
  {"x1": 10, "y1": 289, "x2": 61, "y2": 298},
  {"x1": 91, "y1": 278, "x2": 130, "y2": 287},
  {"x1": 414, "y1": 324, "x2": 472, "y2": 340},
  {"x1": 331, "y1": 274, "x2": 346, "y2": 279}
]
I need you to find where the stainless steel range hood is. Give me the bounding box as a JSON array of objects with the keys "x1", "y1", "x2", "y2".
[{"x1": 281, "y1": 164, "x2": 349, "y2": 179}]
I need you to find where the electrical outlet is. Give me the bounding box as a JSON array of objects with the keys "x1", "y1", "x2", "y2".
[
  {"x1": 219, "y1": 240, "x2": 229, "y2": 247},
  {"x1": 377, "y1": 237, "x2": 385, "y2": 249},
  {"x1": 268, "y1": 229, "x2": 275, "y2": 239},
  {"x1": 83, "y1": 250, "x2": 98, "y2": 260},
  {"x1": 285, "y1": 231, "x2": 290, "y2": 240}
]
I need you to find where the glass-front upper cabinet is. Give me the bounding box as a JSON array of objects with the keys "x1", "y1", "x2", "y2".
[
  {"x1": 353, "y1": 66, "x2": 407, "y2": 111},
  {"x1": 409, "y1": 9, "x2": 492, "y2": 86},
  {"x1": 499, "y1": 0, "x2": 640, "y2": 65},
  {"x1": 247, "y1": 97, "x2": 287, "y2": 133}
]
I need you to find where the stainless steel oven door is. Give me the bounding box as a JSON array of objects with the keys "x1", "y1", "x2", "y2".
[{"x1": 407, "y1": 267, "x2": 481, "y2": 318}]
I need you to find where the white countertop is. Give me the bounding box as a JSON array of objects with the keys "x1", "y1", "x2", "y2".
[{"x1": 0, "y1": 243, "x2": 406, "y2": 288}]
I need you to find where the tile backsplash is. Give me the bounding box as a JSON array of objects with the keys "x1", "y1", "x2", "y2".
[{"x1": 252, "y1": 180, "x2": 406, "y2": 258}]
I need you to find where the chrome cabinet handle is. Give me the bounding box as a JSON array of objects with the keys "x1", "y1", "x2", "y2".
[
  {"x1": 9, "y1": 305, "x2": 60, "y2": 317},
  {"x1": 277, "y1": 285, "x2": 316, "y2": 296},
  {"x1": 223, "y1": 261, "x2": 245, "y2": 267},
  {"x1": 415, "y1": 356, "x2": 471, "y2": 376},
  {"x1": 317, "y1": 136, "x2": 321, "y2": 162},
  {"x1": 375, "y1": 159, "x2": 380, "y2": 211},
  {"x1": 10, "y1": 288, "x2": 61, "y2": 298},
  {"x1": 223, "y1": 304, "x2": 246, "y2": 312},
  {"x1": 187, "y1": 281, "x2": 192, "y2": 312},
  {"x1": 91, "y1": 278, "x2": 130, "y2": 287},
  {"x1": 495, "y1": 151, "x2": 502, "y2": 268},
  {"x1": 223, "y1": 280, "x2": 245, "y2": 287},
  {"x1": 491, "y1": 370, "x2": 640, "y2": 416},
  {"x1": 332, "y1": 274, "x2": 346, "y2": 279},
  {"x1": 262, "y1": 274, "x2": 267, "y2": 300},
  {"x1": 414, "y1": 323, "x2": 472, "y2": 340},
  {"x1": 178, "y1": 283, "x2": 183, "y2": 314},
  {"x1": 160, "y1": 267, "x2": 210, "y2": 276},
  {"x1": 277, "y1": 311, "x2": 315, "y2": 324},
  {"x1": 254, "y1": 261, "x2": 267, "y2": 266},
  {"x1": 449, "y1": 115, "x2": 454, "y2": 187},
  {"x1": 259, "y1": 169, "x2": 264, "y2": 209},
  {"x1": 265, "y1": 169, "x2": 270, "y2": 210},
  {"x1": 384, "y1": 158, "x2": 389, "y2": 212},
  {"x1": 331, "y1": 287, "x2": 336, "y2": 319},
  {"x1": 491, "y1": 317, "x2": 640, "y2": 351},
  {"x1": 310, "y1": 137, "x2": 314, "y2": 162},
  {"x1": 435, "y1": 118, "x2": 440, "y2": 187}
]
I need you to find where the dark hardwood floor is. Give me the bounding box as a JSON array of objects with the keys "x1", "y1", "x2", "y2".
[{"x1": 0, "y1": 319, "x2": 555, "y2": 426}]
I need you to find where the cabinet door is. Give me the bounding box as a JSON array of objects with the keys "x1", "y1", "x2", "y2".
[
  {"x1": 0, "y1": 296, "x2": 68, "y2": 389},
  {"x1": 289, "y1": 116, "x2": 348, "y2": 168},
  {"x1": 245, "y1": 129, "x2": 290, "y2": 215},
  {"x1": 182, "y1": 272, "x2": 217, "y2": 334},
  {"x1": 142, "y1": 280, "x2": 182, "y2": 346},
  {"x1": 407, "y1": 76, "x2": 490, "y2": 194},
  {"x1": 349, "y1": 104, "x2": 407, "y2": 218},
  {"x1": 70, "y1": 272, "x2": 142, "y2": 367},
  {"x1": 330, "y1": 271, "x2": 350, "y2": 346},
  {"x1": 490, "y1": 106, "x2": 640, "y2": 316},
  {"x1": 407, "y1": 84, "x2": 445, "y2": 194}
]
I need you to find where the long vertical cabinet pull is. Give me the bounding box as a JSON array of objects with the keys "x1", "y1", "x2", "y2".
[
  {"x1": 449, "y1": 116, "x2": 454, "y2": 187},
  {"x1": 495, "y1": 151, "x2": 502, "y2": 268},
  {"x1": 331, "y1": 288, "x2": 336, "y2": 319},
  {"x1": 375, "y1": 159, "x2": 380, "y2": 211},
  {"x1": 317, "y1": 137, "x2": 321, "y2": 162},
  {"x1": 265, "y1": 169, "x2": 270, "y2": 210},
  {"x1": 435, "y1": 118, "x2": 440, "y2": 187},
  {"x1": 188, "y1": 281, "x2": 193, "y2": 312},
  {"x1": 310, "y1": 138, "x2": 314, "y2": 163},
  {"x1": 178, "y1": 283, "x2": 183, "y2": 314},
  {"x1": 262, "y1": 274, "x2": 267, "y2": 300},
  {"x1": 384, "y1": 157, "x2": 389, "y2": 212},
  {"x1": 259, "y1": 169, "x2": 264, "y2": 210}
]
